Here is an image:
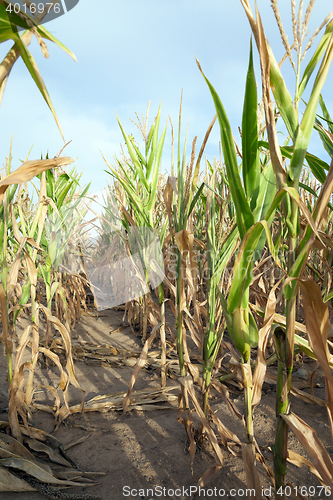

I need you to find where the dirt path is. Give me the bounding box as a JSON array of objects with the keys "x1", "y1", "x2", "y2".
[{"x1": 1, "y1": 308, "x2": 332, "y2": 500}]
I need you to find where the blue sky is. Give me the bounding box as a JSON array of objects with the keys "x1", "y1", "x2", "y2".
[{"x1": 1, "y1": 0, "x2": 333, "y2": 194}]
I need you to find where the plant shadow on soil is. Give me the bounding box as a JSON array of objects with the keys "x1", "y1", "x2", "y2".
[{"x1": 0, "y1": 306, "x2": 332, "y2": 500}]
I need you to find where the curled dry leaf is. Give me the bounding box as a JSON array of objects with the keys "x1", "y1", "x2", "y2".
[
  {"x1": 241, "y1": 442, "x2": 262, "y2": 499},
  {"x1": 287, "y1": 449, "x2": 327, "y2": 486},
  {"x1": 65, "y1": 386, "x2": 177, "y2": 414},
  {"x1": 0, "y1": 422, "x2": 100, "y2": 495},
  {"x1": 252, "y1": 284, "x2": 279, "y2": 408},
  {"x1": 0, "y1": 466, "x2": 36, "y2": 492},
  {"x1": 298, "y1": 279, "x2": 333, "y2": 438},
  {"x1": 179, "y1": 375, "x2": 224, "y2": 472},
  {"x1": 282, "y1": 411, "x2": 333, "y2": 487},
  {"x1": 0, "y1": 157, "x2": 74, "y2": 203},
  {"x1": 39, "y1": 305, "x2": 83, "y2": 393},
  {"x1": 163, "y1": 175, "x2": 178, "y2": 221},
  {"x1": 122, "y1": 322, "x2": 162, "y2": 413}
]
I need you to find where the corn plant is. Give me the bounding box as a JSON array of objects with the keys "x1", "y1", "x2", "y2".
[
  {"x1": 0, "y1": 154, "x2": 76, "y2": 439},
  {"x1": 35, "y1": 167, "x2": 90, "y2": 341},
  {"x1": 196, "y1": 0, "x2": 333, "y2": 494},
  {"x1": 0, "y1": 1, "x2": 76, "y2": 139},
  {"x1": 104, "y1": 103, "x2": 169, "y2": 384},
  {"x1": 201, "y1": 163, "x2": 239, "y2": 416},
  {"x1": 197, "y1": 36, "x2": 278, "y2": 490}
]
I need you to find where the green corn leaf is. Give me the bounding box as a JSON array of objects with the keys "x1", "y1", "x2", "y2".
[
  {"x1": 55, "y1": 174, "x2": 70, "y2": 197},
  {"x1": 197, "y1": 58, "x2": 254, "y2": 239},
  {"x1": 0, "y1": 4, "x2": 67, "y2": 141},
  {"x1": 227, "y1": 189, "x2": 286, "y2": 314},
  {"x1": 0, "y1": 3, "x2": 38, "y2": 38},
  {"x1": 232, "y1": 307, "x2": 251, "y2": 362},
  {"x1": 145, "y1": 123, "x2": 155, "y2": 157},
  {"x1": 214, "y1": 225, "x2": 239, "y2": 279},
  {"x1": 314, "y1": 120, "x2": 333, "y2": 158},
  {"x1": 147, "y1": 121, "x2": 167, "y2": 212},
  {"x1": 252, "y1": 161, "x2": 276, "y2": 259},
  {"x1": 147, "y1": 104, "x2": 162, "y2": 180},
  {"x1": 108, "y1": 166, "x2": 147, "y2": 222},
  {"x1": 187, "y1": 182, "x2": 205, "y2": 218},
  {"x1": 248, "y1": 309, "x2": 259, "y2": 347},
  {"x1": 227, "y1": 223, "x2": 263, "y2": 313},
  {"x1": 204, "y1": 176, "x2": 217, "y2": 371},
  {"x1": 267, "y1": 48, "x2": 298, "y2": 141},
  {"x1": 299, "y1": 181, "x2": 333, "y2": 211},
  {"x1": 253, "y1": 161, "x2": 276, "y2": 223},
  {"x1": 298, "y1": 22, "x2": 333, "y2": 99},
  {"x1": 159, "y1": 218, "x2": 169, "y2": 247},
  {"x1": 131, "y1": 141, "x2": 148, "y2": 169},
  {"x1": 242, "y1": 39, "x2": 260, "y2": 207},
  {"x1": 116, "y1": 115, "x2": 150, "y2": 191},
  {"x1": 114, "y1": 159, "x2": 137, "y2": 191},
  {"x1": 13, "y1": 34, "x2": 65, "y2": 140},
  {"x1": 39, "y1": 265, "x2": 51, "y2": 289},
  {"x1": 319, "y1": 94, "x2": 333, "y2": 135},
  {"x1": 218, "y1": 289, "x2": 233, "y2": 337},
  {"x1": 44, "y1": 169, "x2": 55, "y2": 200},
  {"x1": 316, "y1": 113, "x2": 333, "y2": 129},
  {"x1": 35, "y1": 24, "x2": 76, "y2": 62},
  {"x1": 0, "y1": 3, "x2": 76, "y2": 60},
  {"x1": 56, "y1": 181, "x2": 74, "y2": 210},
  {"x1": 259, "y1": 140, "x2": 330, "y2": 183},
  {"x1": 240, "y1": 0, "x2": 298, "y2": 140},
  {"x1": 306, "y1": 153, "x2": 329, "y2": 183},
  {"x1": 13, "y1": 279, "x2": 31, "y2": 325},
  {"x1": 290, "y1": 26, "x2": 333, "y2": 181},
  {"x1": 324, "y1": 289, "x2": 333, "y2": 303}
]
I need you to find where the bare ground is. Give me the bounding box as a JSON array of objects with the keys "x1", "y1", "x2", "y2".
[{"x1": 1, "y1": 307, "x2": 333, "y2": 500}]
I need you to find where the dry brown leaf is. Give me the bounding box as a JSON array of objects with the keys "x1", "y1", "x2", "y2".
[
  {"x1": 0, "y1": 466, "x2": 36, "y2": 492},
  {"x1": 0, "y1": 456, "x2": 88, "y2": 486},
  {"x1": 211, "y1": 379, "x2": 243, "y2": 419},
  {"x1": 23, "y1": 437, "x2": 72, "y2": 467},
  {"x1": 8, "y1": 324, "x2": 33, "y2": 441},
  {"x1": 39, "y1": 305, "x2": 83, "y2": 392},
  {"x1": 163, "y1": 176, "x2": 178, "y2": 221},
  {"x1": 313, "y1": 155, "x2": 333, "y2": 229},
  {"x1": 0, "y1": 433, "x2": 36, "y2": 462},
  {"x1": 24, "y1": 324, "x2": 40, "y2": 408},
  {"x1": 290, "y1": 386, "x2": 325, "y2": 406},
  {"x1": 63, "y1": 434, "x2": 91, "y2": 452},
  {"x1": 287, "y1": 449, "x2": 327, "y2": 485},
  {"x1": 282, "y1": 411, "x2": 333, "y2": 487},
  {"x1": 241, "y1": 442, "x2": 262, "y2": 498},
  {"x1": 298, "y1": 279, "x2": 333, "y2": 437},
  {"x1": 208, "y1": 406, "x2": 241, "y2": 446},
  {"x1": 197, "y1": 464, "x2": 223, "y2": 488},
  {"x1": 255, "y1": 2, "x2": 287, "y2": 189},
  {"x1": 0, "y1": 157, "x2": 74, "y2": 203},
  {"x1": 38, "y1": 348, "x2": 69, "y2": 392},
  {"x1": 122, "y1": 322, "x2": 162, "y2": 413},
  {"x1": 0, "y1": 284, "x2": 12, "y2": 362},
  {"x1": 179, "y1": 376, "x2": 224, "y2": 466},
  {"x1": 252, "y1": 283, "x2": 280, "y2": 408},
  {"x1": 64, "y1": 387, "x2": 177, "y2": 414},
  {"x1": 264, "y1": 371, "x2": 325, "y2": 405}
]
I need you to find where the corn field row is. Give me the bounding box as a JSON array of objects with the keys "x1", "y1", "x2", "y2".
[{"x1": 1, "y1": 0, "x2": 333, "y2": 498}]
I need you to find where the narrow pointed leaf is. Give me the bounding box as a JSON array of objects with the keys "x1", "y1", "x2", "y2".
[
  {"x1": 196, "y1": 57, "x2": 254, "y2": 239},
  {"x1": 242, "y1": 39, "x2": 259, "y2": 205},
  {"x1": 298, "y1": 21, "x2": 333, "y2": 98}
]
